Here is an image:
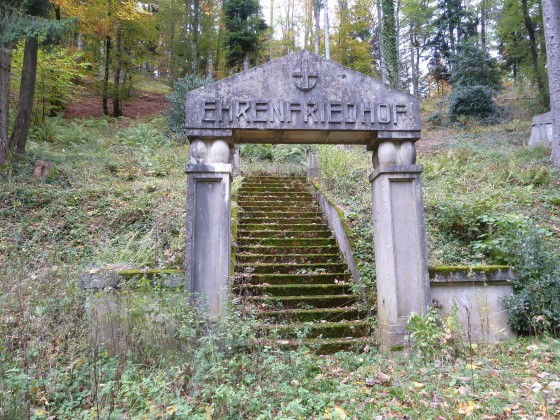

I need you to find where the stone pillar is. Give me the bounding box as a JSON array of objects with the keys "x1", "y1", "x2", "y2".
[
  {"x1": 185, "y1": 138, "x2": 232, "y2": 317},
  {"x1": 369, "y1": 139, "x2": 430, "y2": 350},
  {"x1": 231, "y1": 145, "x2": 241, "y2": 177},
  {"x1": 306, "y1": 147, "x2": 318, "y2": 179}
]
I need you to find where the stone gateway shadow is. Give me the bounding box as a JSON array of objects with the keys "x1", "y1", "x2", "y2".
[{"x1": 184, "y1": 50, "x2": 429, "y2": 350}]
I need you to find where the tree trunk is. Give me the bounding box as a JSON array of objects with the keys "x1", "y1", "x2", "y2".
[
  {"x1": 0, "y1": 46, "x2": 12, "y2": 164},
  {"x1": 313, "y1": 0, "x2": 320, "y2": 54},
  {"x1": 377, "y1": 0, "x2": 387, "y2": 83},
  {"x1": 324, "y1": 0, "x2": 330, "y2": 59},
  {"x1": 112, "y1": 29, "x2": 123, "y2": 117},
  {"x1": 522, "y1": 0, "x2": 548, "y2": 104},
  {"x1": 192, "y1": 0, "x2": 200, "y2": 73},
  {"x1": 542, "y1": 0, "x2": 560, "y2": 167},
  {"x1": 381, "y1": 0, "x2": 398, "y2": 86},
  {"x1": 9, "y1": 36, "x2": 38, "y2": 155},
  {"x1": 410, "y1": 25, "x2": 419, "y2": 97},
  {"x1": 102, "y1": 35, "x2": 111, "y2": 116},
  {"x1": 480, "y1": 0, "x2": 487, "y2": 52}
]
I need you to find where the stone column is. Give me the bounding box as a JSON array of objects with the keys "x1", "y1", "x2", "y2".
[
  {"x1": 231, "y1": 145, "x2": 241, "y2": 177},
  {"x1": 185, "y1": 138, "x2": 232, "y2": 317},
  {"x1": 306, "y1": 147, "x2": 318, "y2": 179},
  {"x1": 369, "y1": 139, "x2": 430, "y2": 350}
]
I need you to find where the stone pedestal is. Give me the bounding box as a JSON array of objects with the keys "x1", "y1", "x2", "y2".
[
  {"x1": 185, "y1": 163, "x2": 232, "y2": 317},
  {"x1": 369, "y1": 162, "x2": 430, "y2": 350}
]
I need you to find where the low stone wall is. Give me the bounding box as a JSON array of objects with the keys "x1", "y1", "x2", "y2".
[
  {"x1": 81, "y1": 265, "x2": 185, "y2": 354},
  {"x1": 429, "y1": 266, "x2": 516, "y2": 342},
  {"x1": 309, "y1": 180, "x2": 366, "y2": 302}
]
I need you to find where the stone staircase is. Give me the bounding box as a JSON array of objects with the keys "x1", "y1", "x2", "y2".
[{"x1": 235, "y1": 176, "x2": 371, "y2": 353}]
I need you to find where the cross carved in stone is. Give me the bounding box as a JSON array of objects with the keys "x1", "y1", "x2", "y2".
[{"x1": 292, "y1": 58, "x2": 319, "y2": 91}]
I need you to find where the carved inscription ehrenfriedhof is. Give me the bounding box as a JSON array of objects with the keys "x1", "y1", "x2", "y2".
[{"x1": 185, "y1": 50, "x2": 421, "y2": 142}]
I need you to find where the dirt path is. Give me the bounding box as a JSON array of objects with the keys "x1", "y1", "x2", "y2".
[{"x1": 64, "y1": 90, "x2": 168, "y2": 120}]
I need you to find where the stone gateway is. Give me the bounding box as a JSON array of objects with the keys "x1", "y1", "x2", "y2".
[{"x1": 184, "y1": 50, "x2": 430, "y2": 350}]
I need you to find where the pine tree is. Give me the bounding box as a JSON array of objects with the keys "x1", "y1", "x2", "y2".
[{"x1": 223, "y1": 0, "x2": 268, "y2": 72}]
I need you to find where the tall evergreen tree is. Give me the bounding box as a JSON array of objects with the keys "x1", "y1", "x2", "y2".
[{"x1": 223, "y1": 0, "x2": 268, "y2": 72}]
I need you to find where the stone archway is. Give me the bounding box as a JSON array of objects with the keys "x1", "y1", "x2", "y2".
[{"x1": 184, "y1": 50, "x2": 429, "y2": 350}]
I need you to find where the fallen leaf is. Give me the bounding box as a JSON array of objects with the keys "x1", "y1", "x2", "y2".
[
  {"x1": 375, "y1": 371, "x2": 391, "y2": 385},
  {"x1": 457, "y1": 386, "x2": 469, "y2": 396},
  {"x1": 548, "y1": 381, "x2": 560, "y2": 390},
  {"x1": 457, "y1": 400, "x2": 478, "y2": 416}
]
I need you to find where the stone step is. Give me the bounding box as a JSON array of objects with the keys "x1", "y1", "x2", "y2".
[
  {"x1": 237, "y1": 245, "x2": 340, "y2": 255},
  {"x1": 243, "y1": 176, "x2": 306, "y2": 183},
  {"x1": 237, "y1": 262, "x2": 347, "y2": 274},
  {"x1": 238, "y1": 223, "x2": 328, "y2": 232},
  {"x1": 239, "y1": 203, "x2": 319, "y2": 211},
  {"x1": 238, "y1": 282, "x2": 351, "y2": 296},
  {"x1": 239, "y1": 211, "x2": 322, "y2": 219},
  {"x1": 239, "y1": 187, "x2": 310, "y2": 193},
  {"x1": 264, "y1": 337, "x2": 372, "y2": 354},
  {"x1": 237, "y1": 253, "x2": 342, "y2": 265},
  {"x1": 238, "y1": 272, "x2": 351, "y2": 285},
  {"x1": 237, "y1": 237, "x2": 337, "y2": 247},
  {"x1": 237, "y1": 197, "x2": 317, "y2": 209},
  {"x1": 238, "y1": 190, "x2": 311, "y2": 197},
  {"x1": 256, "y1": 307, "x2": 362, "y2": 322},
  {"x1": 239, "y1": 216, "x2": 325, "y2": 225},
  {"x1": 247, "y1": 294, "x2": 357, "y2": 309},
  {"x1": 237, "y1": 230, "x2": 333, "y2": 239},
  {"x1": 262, "y1": 321, "x2": 371, "y2": 340}
]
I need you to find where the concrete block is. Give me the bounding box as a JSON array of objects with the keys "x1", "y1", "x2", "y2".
[{"x1": 430, "y1": 267, "x2": 516, "y2": 342}]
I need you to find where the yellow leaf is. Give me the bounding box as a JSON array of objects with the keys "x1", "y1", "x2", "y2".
[
  {"x1": 465, "y1": 363, "x2": 480, "y2": 370},
  {"x1": 166, "y1": 405, "x2": 177, "y2": 415},
  {"x1": 412, "y1": 381, "x2": 425, "y2": 389},
  {"x1": 333, "y1": 406, "x2": 348, "y2": 419},
  {"x1": 457, "y1": 400, "x2": 477, "y2": 416}
]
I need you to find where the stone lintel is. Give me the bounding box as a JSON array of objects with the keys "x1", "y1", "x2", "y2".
[
  {"x1": 186, "y1": 129, "x2": 233, "y2": 139},
  {"x1": 369, "y1": 164, "x2": 424, "y2": 181}
]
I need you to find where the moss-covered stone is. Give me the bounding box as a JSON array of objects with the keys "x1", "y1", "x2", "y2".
[{"x1": 241, "y1": 283, "x2": 351, "y2": 296}]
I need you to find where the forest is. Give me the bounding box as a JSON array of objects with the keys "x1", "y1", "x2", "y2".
[{"x1": 1, "y1": 0, "x2": 560, "y2": 418}]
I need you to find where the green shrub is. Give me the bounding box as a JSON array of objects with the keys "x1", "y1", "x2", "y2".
[
  {"x1": 166, "y1": 74, "x2": 211, "y2": 140},
  {"x1": 471, "y1": 216, "x2": 560, "y2": 336},
  {"x1": 449, "y1": 85, "x2": 497, "y2": 121}
]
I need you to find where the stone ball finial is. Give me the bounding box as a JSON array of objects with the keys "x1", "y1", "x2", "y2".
[
  {"x1": 190, "y1": 139, "x2": 208, "y2": 164},
  {"x1": 208, "y1": 139, "x2": 231, "y2": 164},
  {"x1": 397, "y1": 141, "x2": 416, "y2": 165}
]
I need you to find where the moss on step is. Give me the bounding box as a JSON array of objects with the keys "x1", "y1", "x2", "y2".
[
  {"x1": 248, "y1": 294, "x2": 357, "y2": 309},
  {"x1": 237, "y1": 262, "x2": 347, "y2": 274},
  {"x1": 262, "y1": 337, "x2": 373, "y2": 354},
  {"x1": 239, "y1": 223, "x2": 328, "y2": 232},
  {"x1": 240, "y1": 283, "x2": 351, "y2": 296},
  {"x1": 245, "y1": 273, "x2": 351, "y2": 284},
  {"x1": 237, "y1": 238, "x2": 337, "y2": 247},
  {"x1": 237, "y1": 245, "x2": 340, "y2": 255},
  {"x1": 262, "y1": 321, "x2": 371, "y2": 339},
  {"x1": 238, "y1": 230, "x2": 333, "y2": 239},
  {"x1": 258, "y1": 307, "x2": 362, "y2": 322}
]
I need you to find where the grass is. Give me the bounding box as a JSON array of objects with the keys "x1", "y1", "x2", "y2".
[{"x1": 1, "y1": 102, "x2": 560, "y2": 417}]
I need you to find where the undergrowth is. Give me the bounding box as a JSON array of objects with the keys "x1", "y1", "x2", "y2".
[{"x1": 1, "y1": 114, "x2": 560, "y2": 417}]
